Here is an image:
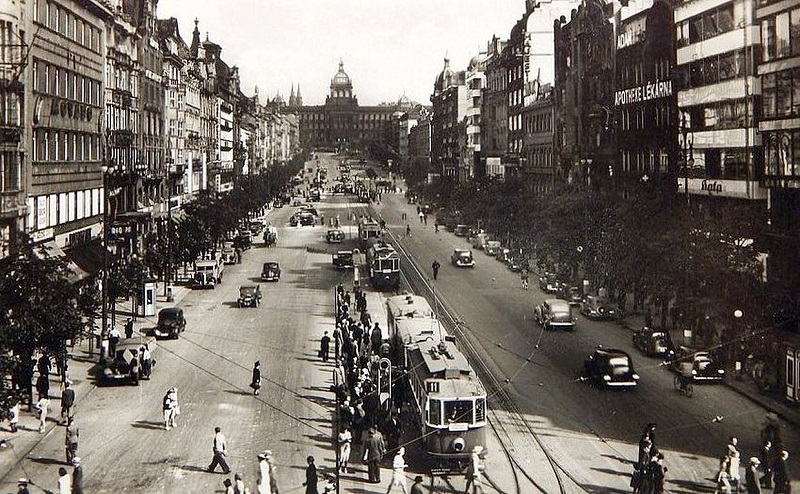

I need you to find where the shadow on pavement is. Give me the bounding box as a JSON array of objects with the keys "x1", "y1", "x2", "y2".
[
  {"x1": 131, "y1": 420, "x2": 165, "y2": 430},
  {"x1": 29, "y1": 456, "x2": 68, "y2": 466}
]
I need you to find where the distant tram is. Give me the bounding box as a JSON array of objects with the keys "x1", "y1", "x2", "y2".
[
  {"x1": 385, "y1": 294, "x2": 487, "y2": 468},
  {"x1": 358, "y1": 217, "x2": 382, "y2": 249},
  {"x1": 366, "y1": 239, "x2": 400, "y2": 290}
]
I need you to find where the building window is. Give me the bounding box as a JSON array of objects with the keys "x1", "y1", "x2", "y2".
[{"x1": 764, "y1": 131, "x2": 799, "y2": 176}]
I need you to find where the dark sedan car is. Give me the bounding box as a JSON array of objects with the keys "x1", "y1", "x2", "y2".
[
  {"x1": 154, "y1": 307, "x2": 186, "y2": 339},
  {"x1": 261, "y1": 262, "x2": 281, "y2": 281},
  {"x1": 670, "y1": 347, "x2": 725, "y2": 382},
  {"x1": 580, "y1": 295, "x2": 622, "y2": 320},
  {"x1": 238, "y1": 285, "x2": 262, "y2": 308},
  {"x1": 583, "y1": 347, "x2": 640, "y2": 388},
  {"x1": 632, "y1": 327, "x2": 674, "y2": 357}
]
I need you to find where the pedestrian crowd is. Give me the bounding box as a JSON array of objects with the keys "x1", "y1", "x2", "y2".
[{"x1": 632, "y1": 419, "x2": 792, "y2": 494}]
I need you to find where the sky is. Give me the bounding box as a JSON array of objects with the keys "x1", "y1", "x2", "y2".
[{"x1": 157, "y1": 0, "x2": 527, "y2": 106}]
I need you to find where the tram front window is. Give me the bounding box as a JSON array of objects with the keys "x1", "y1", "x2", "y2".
[{"x1": 445, "y1": 400, "x2": 473, "y2": 424}]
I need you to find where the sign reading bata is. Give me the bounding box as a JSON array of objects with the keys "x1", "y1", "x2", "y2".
[{"x1": 614, "y1": 80, "x2": 673, "y2": 106}]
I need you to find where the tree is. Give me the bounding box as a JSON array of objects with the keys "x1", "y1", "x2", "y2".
[{"x1": 0, "y1": 237, "x2": 93, "y2": 409}]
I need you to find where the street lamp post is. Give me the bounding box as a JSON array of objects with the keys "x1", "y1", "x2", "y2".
[
  {"x1": 733, "y1": 309, "x2": 744, "y2": 379},
  {"x1": 100, "y1": 165, "x2": 114, "y2": 363}
]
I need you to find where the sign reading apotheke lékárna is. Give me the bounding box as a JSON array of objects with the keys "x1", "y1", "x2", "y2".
[{"x1": 614, "y1": 80, "x2": 672, "y2": 106}]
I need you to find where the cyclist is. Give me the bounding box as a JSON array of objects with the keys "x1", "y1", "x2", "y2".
[{"x1": 520, "y1": 269, "x2": 530, "y2": 290}]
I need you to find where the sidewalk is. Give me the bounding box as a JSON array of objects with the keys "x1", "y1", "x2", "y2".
[
  {"x1": 620, "y1": 312, "x2": 800, "y2": 428},
  {"x1": 0, "y1": 279, "x2": 195, "y2": 480}
]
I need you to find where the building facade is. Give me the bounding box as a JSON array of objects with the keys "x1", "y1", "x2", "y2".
[
  {"x1": 25, "y1": 0, "x2": 112, "y2": 271},
  {"x1": 613, "y1": 0, "x2": 677, "y2": 194},
  {"x1": 297, "y1": 61, "x2": 396, "y2": 153},
  {"x1": 0, "y1": 0, "x2": 27, "y2": 257},
  {"x1": 757, "y1": 0, "x2": 800, "y2": 332},
  {"x1": 521, "y1": 82, "x2": 555, "y2": 196},
  {"x1": 431, "y1": 57, "x2": 467, "y2": 178},
  {"x1": 554, "y1": 0, "x2": 616, "y2": 189}
]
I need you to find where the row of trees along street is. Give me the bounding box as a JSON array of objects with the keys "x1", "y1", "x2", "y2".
[
  {"x1": 0, "y1": 153, "x2": 306, "y2": 412},
  {"x1": 410, "y1": 171, "x2": 790, "y2": 369}
]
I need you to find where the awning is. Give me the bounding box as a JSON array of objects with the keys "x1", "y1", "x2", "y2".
[
  {"x1": 64, "y1": 238, "x2": 116, "y2": 278},
  {"x1": 33, "y1": 241, "x2": 90, "y2": 284}
]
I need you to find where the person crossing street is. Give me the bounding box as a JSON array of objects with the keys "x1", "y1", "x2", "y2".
[
  {"x1": 207, "y1": 426, "x2": 232, "y2": 474},
  {"x1": 431, "y1": 260, "x2": 440, "y2": 280}
]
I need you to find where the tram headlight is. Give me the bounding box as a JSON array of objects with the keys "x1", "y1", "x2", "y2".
[{"x1": 452, "y1": 437, "x2": 466, "y2": 452}]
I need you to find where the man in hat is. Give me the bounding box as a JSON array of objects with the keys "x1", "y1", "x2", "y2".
[
  {"x1": 386, "y1": 446, "x2": 409, "y2": 493},
  {"x1": 364, "y1": 425, "x2": 386, "y2": 483},
  {"x1": 257, "y1": 450, "x2": 273, "y2": 494},
  {"x1": 16, "y1": 478, "x2": 30, "y2": 494},
  {"x1": 410, "y1": 475, "x2": 426, "y2": 494},
  {"x1": 72, "y1": 456, "x2": 84, "y2": 494},
  {"x1": 233, "y1": 473, "x2": 249, "y2": 494},
  {"x1": 745, "y1": 456, "x2": 762, "y2": 494},
  {"x1": 60, "y1": 380, "x2": 75, "y2": 425}
]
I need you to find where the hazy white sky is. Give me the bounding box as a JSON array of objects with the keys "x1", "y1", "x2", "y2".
[{"x1": 157, "y1": 0, "x2": 527, "y2": 106}]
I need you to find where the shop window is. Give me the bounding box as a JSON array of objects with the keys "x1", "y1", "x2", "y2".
[
  {"x1": 763, "y1": 73, "x2": 777, "y2": 118},
  {"x1": 777, "y1": 69, "x2": 793, "y2": 116}
]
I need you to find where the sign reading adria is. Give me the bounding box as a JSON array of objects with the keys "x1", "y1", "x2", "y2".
[{"x1": 614, "y1": 80, "x2": 673, "y2": 106}]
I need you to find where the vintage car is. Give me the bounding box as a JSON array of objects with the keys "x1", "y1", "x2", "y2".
[
  {"x1": 670, "y1": 347, "x2": 725, "y2": 382},
  {"x1": 583, "y1": 347, "x2": 640, "y2": 388},
  {"x1": 233, "y1": 232, "x2": 252, "y2": 250},
  {"x1": 332, "y1": 250, "x2": 354, "y2": 270},
  {"x1": 249, "y1": 220, "x2": 265, "y2": 235},
  {"x1": 454, "y1": 224, "x2": 470, "y2": 237},
  {"x1": 506, "y1": 255, "x2": 523, "y2": 272},
  {"x1": 326, "y1": 229, "x2": 346, "y2": 243},
  {"x1": 558, "y1": 285, "x2": 585, "y2": 307},
  {"x1": 538, "y1": 272, "x2": 562, "y2": 293},
  {"x1": 632, "y1": 327, "x2": 674, "y2": 357},
  {"x1": 495, "y1": 248, "x2": 511, "y2": 263},
  {"x1": 261, "y1": 262, "x2": 281, "y2": 281},
  {"x1": 633, "y1": 327, "x2": 672, "y2": 357},
  {"x1": 272, "y1": 199, "x2": 283, "y2": 209},
  {"x1": 101, "y1": 342, "x2": 146, "y2": 386},
  {"x1": 484, "y1": 240, "x2": 502, "y2": 256},
  {"x1": 263, "y1": 226, "x2": 278, "y2": 247},
  {"x1": 154, "y1": 307, "x2": 186, "y2": 339},
  {"x1": 194, "y1": 258, "x2": 223, "y2": 289},
  {"x1": 221, "y1": 242, "x2": 237, "y2": 265},
  {"x1": 290, "y1": 212, "x2": 315, "y2": 226},
  {"x1": 580, "y1": 295, "x2": 621, "y2": 320},
  {"x1": 238, "y1": 285, "x2": 262, "y2": 308},
  {"x1": 451, "y1": 248, "x2": 475, "y2": 267},
  {"x1": 534, "y1": 299, "x2": 576, "y2": 331}
]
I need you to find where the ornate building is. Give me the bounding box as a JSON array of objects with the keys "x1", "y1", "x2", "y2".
[
  {"x1": 296, "y1": 60, "x2": 397, "y2": 152},
  {"x1": 430, "y1": 57, "x2": 467, "y2": 178}
]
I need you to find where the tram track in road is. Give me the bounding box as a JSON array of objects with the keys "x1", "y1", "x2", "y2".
[{"x1": 371, "y1": 209, "x2": 588, "y2": 494}]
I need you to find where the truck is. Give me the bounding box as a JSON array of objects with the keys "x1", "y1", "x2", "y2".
[{"x1": 194, "y1": 257, "x2": 223, "y2": 289}]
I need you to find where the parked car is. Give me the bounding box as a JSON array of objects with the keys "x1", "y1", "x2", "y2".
[
  {"x1": 580, "y1": 295, "x2": 621, "y2": 320},
  {"x1": 238, "y1": 285, "x2": 262, "y2": 308},
  {"x1": 451, "y1": 248, "x2": 475, "y2": 267},
  {"x1": 101, "y1": 342, "x2": 145, "y2": 386},
  {"x1": 454, "y1": 224, "x2": 470, "y2": 237},
  {"x1": 333, "y1": 250, "x2": 354, "y2": 269},
  {"x1": 632, "y1": 327, "x2": 674, "y2": 357},
  {"x1": 495, "y1": 248, "x2": 511, "y2": 263},
  {"x1": 558, "y1": 285, "x2": 585, "y2": 307},
  {"x1": 538, "y1": 272, "x2": 561, "y2": 293},
  {"x1": 233, "y1": 232, "x2": 252, "y2": 250},
  {"x1": 670, "y1": 346, "x2": 725, "y2": 382},
  {"x1": 583, "y1": 347, "x2": 640, "y2": 388},
  {"x1": 221, "y1": 242, "x2": 237, "y2": 265},
  {"x1": 261, "y1": 262, "x2": 281, "y2": 281},
  {"x1": 326, "y1": 229, "x2": 346, "y2": 243},
  {"x1": 154, "y1": 307, "x2": 186, "y2": 339},
  {"x1": 506, "y1": 255, "x2": 523, "y2": 272},
  {"x1": 484, "y1": 240, "x2": 501, "y2": 256},
  {"x1": 534, "y1": 299, "x2": 576, "y2": 330},
  {"x1": 194, "y1": 257, "x2": 223, "y2": 289},
  {"x1": 470, "y1": 232, "x2": 489, "y2": 250}
]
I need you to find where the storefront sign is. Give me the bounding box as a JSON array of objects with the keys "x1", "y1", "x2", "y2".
[
  {"x1": 614, "y1": 80, "x2": 673, "y2": 106},
  {"x1": 617, "y1": 17, "x2": 646, "y2": 49}
]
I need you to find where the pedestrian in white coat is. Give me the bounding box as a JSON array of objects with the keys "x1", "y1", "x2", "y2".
[{"x1": 257, "y1": 450, "x2": 273, "y2": 494}]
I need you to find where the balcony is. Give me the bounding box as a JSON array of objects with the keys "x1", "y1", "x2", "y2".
[{"x1": 111, "y1": 88, "x2": 133, "y2": 108}]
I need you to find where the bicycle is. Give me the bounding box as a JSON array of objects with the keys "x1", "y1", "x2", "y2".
[{"x1": 673, "y1": 375, "x2": 693, "y2": 397}]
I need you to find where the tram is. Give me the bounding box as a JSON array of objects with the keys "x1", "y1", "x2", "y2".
[
  {"x1": 385, "y1": 294, "x2": 487, "y2": 467},
  {"x1": 358, "y1": 217, "x2": 382, "y2": 249},
  {"x1": 365, "y1": 239, "x2": 400, "y2": 290}
]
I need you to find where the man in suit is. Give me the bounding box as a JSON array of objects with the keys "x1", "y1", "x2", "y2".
[{"x1": 364, "y1": 425, "x2": 386, "y2": 483}]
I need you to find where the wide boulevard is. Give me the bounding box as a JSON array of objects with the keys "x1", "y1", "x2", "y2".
[{"x1": 2, "y1": 152, "x2": 797, "y2": 493}]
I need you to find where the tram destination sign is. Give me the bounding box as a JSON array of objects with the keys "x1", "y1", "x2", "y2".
[{"x1": 614, "y1": 79, "x2": 673, "y2": 106}]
